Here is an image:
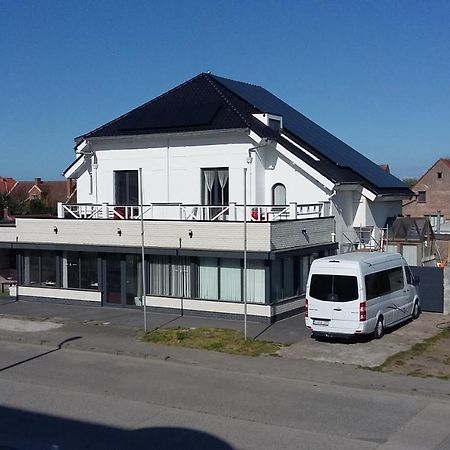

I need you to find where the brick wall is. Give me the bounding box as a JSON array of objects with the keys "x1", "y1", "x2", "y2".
[{"x1": 403, "y1": 160, "x2": 450, "y2": 219}]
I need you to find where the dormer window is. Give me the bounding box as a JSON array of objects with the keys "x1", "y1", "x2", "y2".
[
  {"x1": 252, "y1": 113, "x2": 283, "y2": 130},
  {"x1": 268, "y1": 117, "x2": 281, "y2": 131}
]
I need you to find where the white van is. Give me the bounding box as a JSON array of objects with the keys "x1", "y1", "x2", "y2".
[{"x1": 305, "y1": 252, "x2": 420, "y2": 339}]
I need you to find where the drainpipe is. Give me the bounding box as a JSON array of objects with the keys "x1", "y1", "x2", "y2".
[
  {"x1": 92, "y1": 152, "x2": 98, "y2": 204},
  {"x1": 328, "y1": 189, "x2": 337, "y2": 243},
  {"x1": 166, "y1": 138, "x2": 170, "y2": 202},
  {"x1": 78, "y1": 140, "x2": 98, "y2": 203},
  {"x1": 247, "y1": 138, "x2": 271, "y2": 204}
]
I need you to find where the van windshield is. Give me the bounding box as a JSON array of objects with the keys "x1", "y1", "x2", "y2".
[{"x1": 309, "y1": 275, "x2": 359, "y2": 302}]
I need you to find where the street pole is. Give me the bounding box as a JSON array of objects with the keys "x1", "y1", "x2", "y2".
[
  {"x1": 139, "y1": 168, "x2": 147, "y2": 334},
  {"x1": 243, "y1": 167, "x2": 248, "y2": 341}
]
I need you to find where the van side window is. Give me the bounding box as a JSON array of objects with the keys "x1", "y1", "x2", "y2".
[{"x1": 365, "y1": 266, "x2": 404, "y2": 300}]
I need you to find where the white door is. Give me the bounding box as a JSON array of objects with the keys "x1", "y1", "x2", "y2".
[{"x1": 402, "y1": 245, "x2": 418, "y2": 266}]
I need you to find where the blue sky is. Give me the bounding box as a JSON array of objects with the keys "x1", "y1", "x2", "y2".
[{"x1": 1, "y1": 0, "x2": 449, "y2": 181}]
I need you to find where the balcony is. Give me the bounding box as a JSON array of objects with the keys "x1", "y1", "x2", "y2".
[
  {"x1": 0, "y1": 202, "x2": 335, "y2": 254},
  {"x1": 57, "y1": 201, "x2": 330, "y2": 222}
]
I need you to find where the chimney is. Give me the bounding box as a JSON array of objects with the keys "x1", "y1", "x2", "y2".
[
  {"x1": 3, "y1": 207, "x2": 14, "y2": 222},
  {"x1": 35, "y1": 177, "x2": 42, "y2": 185}
]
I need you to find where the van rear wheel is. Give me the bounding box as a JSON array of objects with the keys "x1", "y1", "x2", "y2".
[{"x1": 373, "y1": 317, "x2": 384, "y2": 339}]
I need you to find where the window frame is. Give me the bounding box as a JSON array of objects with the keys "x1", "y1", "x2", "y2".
[
  {"x1": 271, "y1": 183, "x2": 287, "y2": 206},
  {"x1": 417, "y1": 191, "x2": 426, "y2": 203},
  {"x1": 114, "y1": 170, "x2": 139, "y2": 205}
]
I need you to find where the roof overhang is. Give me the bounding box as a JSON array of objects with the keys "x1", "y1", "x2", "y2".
[
  {"x1": 63, "y1": 155, "x2": 85, "y2": 179},
  {"x1": 77, "y1": 128, "x2": 250, "y2": 146}
]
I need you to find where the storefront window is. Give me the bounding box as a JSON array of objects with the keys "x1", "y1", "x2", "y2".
[
  {"x1": 220, "y1": 259, "x2": 241, "y2": 302},
  {"x1": 198, "y1": 257, "x2": 219, "y2": 300},
  {"x1": 67, "y1": 252, "x2": 98, "y2": 290},
  {"x1": 24, "y1": 251, "x2": 59, "y2": 287}
]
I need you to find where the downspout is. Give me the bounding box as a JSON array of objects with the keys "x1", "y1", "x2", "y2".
[
  {"x1": 78, "y1": 139, "x2": 98, "y2": 203},
  {"x1": 92, "y1": 151, "x2": 98, "y2": 204},
  {"x1": 166, "y1": 138, "x2": 170, "y2": 202},
  {"x1": 327, "y1": 188, "x2": 337, "y2": 243}
]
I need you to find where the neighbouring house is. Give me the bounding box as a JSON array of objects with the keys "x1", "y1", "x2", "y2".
[
  {"x1": 8, "y1": 177, "x2": 76, "y2": 210},
  {"x1": 0, "y1": 73, "x2": 412, "y2": 321},
  {"x1": 0, "y1": 177, "x2": 16, "y2": 194},
  {"x1": 385, "y1": 216, "x2": 437, "y2": 266},
  {"x1": 403, "y1": 159, "x2": 450, "y2": 228}
]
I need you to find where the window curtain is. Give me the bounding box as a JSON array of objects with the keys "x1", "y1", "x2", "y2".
[
  {"x1": 217, "y1": 169, "x2": 229, "y2": 204},
  {"x1": 149, "y1": 256, "x2": 170, "y2": 296},
  {"x1": 203, "y1": 170, "x2": 215, "y2": 205},
  {"x1": 246, "y1": 260, "x2": 266, "y2": 304},
  {"x1": 171, "y1": 257, "x2": 191, "y2": 298},
  {"x1": 220, "y1": 259, "x2": 241, "y2": 302},
  {"x1": 198, "y1": 257, "x2": 219, "y2": 300}
]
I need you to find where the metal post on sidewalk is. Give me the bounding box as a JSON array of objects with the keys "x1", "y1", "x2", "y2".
[
  {"x1": 139, "y1": 168, "x2": 147, "y2": 334},
  {"x1": 243, "y1": 167, "x2": 248, "y2": 341}
]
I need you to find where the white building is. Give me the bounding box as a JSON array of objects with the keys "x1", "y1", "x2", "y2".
[{"x1": 1, "y1": 73, "x2": 412, "y2": 321}]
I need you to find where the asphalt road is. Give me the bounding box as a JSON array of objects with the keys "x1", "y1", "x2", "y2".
[{"x1": 0, "y1": 341, "x2": 449, "y2": 450}]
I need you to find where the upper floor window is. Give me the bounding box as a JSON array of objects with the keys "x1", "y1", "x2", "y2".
[
  {"x1": 272, "y1": 183, "x2": 286, "y2": 205},
  {"x1": 437, "y1": 172, "x2": 442, "y2": 179},
  {"x1": 417, "y1": 191, "x2": 426, "y2": 203},
  {"x1": 202, "y1": 168, "x2": 229, "y2": 206},
  {"x1": 114, "y1": 170, "x2": 138, "y2": 205}
]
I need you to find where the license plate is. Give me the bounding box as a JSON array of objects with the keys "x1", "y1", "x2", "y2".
[{"x1": 313, "y1": 319, "x2": 329, "y2": 326}]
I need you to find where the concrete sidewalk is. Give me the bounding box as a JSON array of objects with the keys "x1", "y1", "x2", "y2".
[
  {"x1": 1, "y1": 297, "x2": 449, "y2": 374},
  {"x1": 0, "y1": 297, "x2": 309, "y2": 344}
]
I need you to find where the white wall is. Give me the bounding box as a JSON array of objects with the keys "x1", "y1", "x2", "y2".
[
  {"x1": 367, "y1": 199, "x2": 402, "y2": 228},
  {"x1": 332, "y1": 190, "x2": 357, "y2": 250},
  {"x1": 261, "y1": 146, "x2": 328, "y2": 205},
  {"x1": 354, "y1": 196, "x2": 401, "y2": 229},
  {"x1": 74, "y1": 131, "x2": 330, "y2": 208},
  {"x1": 13, "y1": 286, "x2": 101, "y2": 302}
]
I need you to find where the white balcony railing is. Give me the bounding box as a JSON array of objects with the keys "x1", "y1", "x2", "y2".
[{"x1": 58, "y1": 201, "x2": 330, "y2": 222}]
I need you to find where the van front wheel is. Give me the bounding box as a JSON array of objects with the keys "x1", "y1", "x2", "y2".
[{"x1": 373, "y1": 318, "x2": 384, "y2": 339}]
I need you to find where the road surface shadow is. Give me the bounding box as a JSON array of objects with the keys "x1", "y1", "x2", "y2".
[{"x1": 0, "y1": 404, "x2": 234, "y2": 449}]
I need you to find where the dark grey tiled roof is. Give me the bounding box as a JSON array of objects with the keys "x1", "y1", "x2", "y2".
[{"x1": 78, "y1": 73, "x2": 412, "y2": 196}]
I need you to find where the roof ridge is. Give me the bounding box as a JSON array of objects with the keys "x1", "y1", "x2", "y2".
[
  {"x1": 210, "y1": 73, "x2": 263, "y2": 89},
  {"x1": 203, "y1": 74, "x2": 252, "y2": 128},
  {"x1": 78, "y1": 73, "x2": 207, "y2": 141}
]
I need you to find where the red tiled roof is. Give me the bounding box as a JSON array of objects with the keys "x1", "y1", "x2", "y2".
[
  {"x1": 0, "y1": 177, "x2": 16, "y2": 194},
  {"x1": 9, "y1": 179, "x2": 75, "y2": 203},
  {"x1": 40, "y1": 181, "x2": 71, "y2": 202}
]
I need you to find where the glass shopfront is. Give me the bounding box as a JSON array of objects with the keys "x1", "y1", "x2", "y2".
[{"x1": 17, "y1": 247, "x2": 336, "y2": 306}]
